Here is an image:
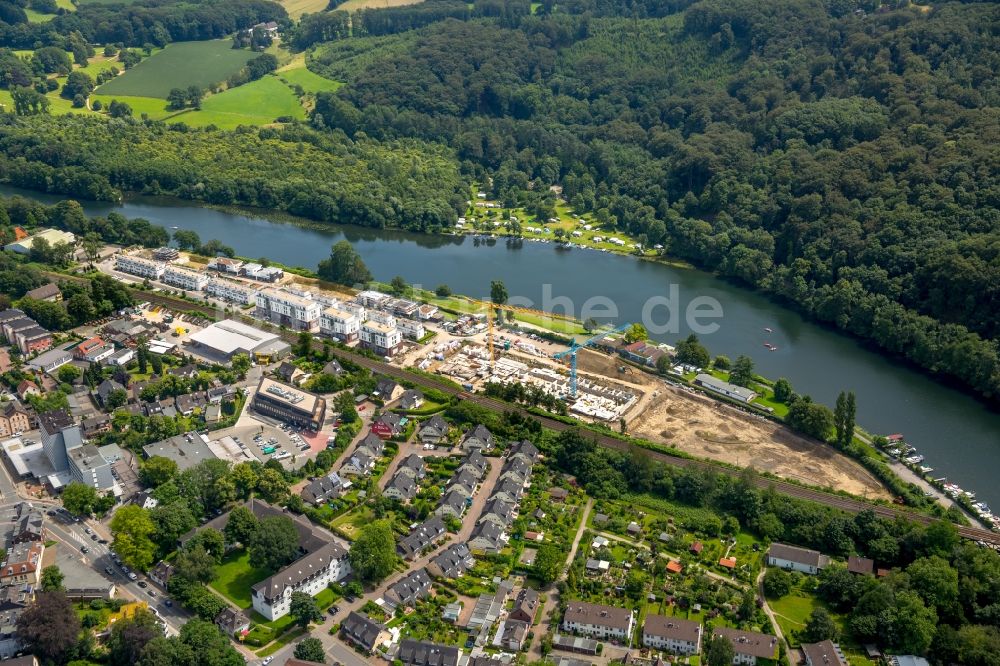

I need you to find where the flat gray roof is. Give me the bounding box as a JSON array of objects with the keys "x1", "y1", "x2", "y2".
[
  {"x1": 143, "y1": 434, "x2": 215, "y2": 470},
  {"x1": 189, "y1": 319, "x2": 281, "y2": 355}
]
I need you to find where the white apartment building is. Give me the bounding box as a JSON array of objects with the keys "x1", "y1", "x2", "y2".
[
  {"x1": 251, "y1": 542, "x2": 350, "y2": 620},
  {"x1": 162, "y1": 265, "x2": 209, "y2": 291},
  {"x1": 206, "y1": 279, "x2": 259, "y2": 305},
  {"x1": 115, "y1": 254, "x2": 164, "y2": 280},
  {"x1": 562, "y1": 601, "x2": 634, "y2": 642},
  {"x1": 255, "y1": 288, "x2": 322, "y2": 332},
  {"x1": 356, "y1": 290, "x2": 391, "y2": 309},
  {"x1": 397, "y1": 319, "x2": 425, "y2": 340},
  {"x1": 360, "y1": 320, "x2": 403, "y2": 356},
  {"x1": 368, "y1": 310, "x2": 397, "y2": 328},
  {"x1": 320, "y1": 305, "x2": 361, "y2": 342}
]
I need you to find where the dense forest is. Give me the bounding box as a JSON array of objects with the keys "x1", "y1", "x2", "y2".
[
  {"x1": 0, "y1": 116, "x2": 467, "y2": 230},
  {"x1": 0, "y1": 0, "x2": 286, "y2": 49},
  {"x1": 304, "y1": 0, "x2": 1000, "y2": 400}
]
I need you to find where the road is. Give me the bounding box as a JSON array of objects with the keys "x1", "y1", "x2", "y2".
[
  {"x1": 44, "y1": 274, "x2": 1000, "y2": 546},
  {"x1": 527, "y1": 498, "x2": 592, "y2": 661}
]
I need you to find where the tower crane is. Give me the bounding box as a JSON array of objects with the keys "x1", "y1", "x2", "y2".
[{"x1": 552, "y1": 323, "x2": 632, "y2": 398}]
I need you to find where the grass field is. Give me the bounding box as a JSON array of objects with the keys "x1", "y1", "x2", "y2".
[
  {"x1": 279, "y1": 0, "x2": 330, "y2": 18},
  {"x1": 24, "y1": 0, "x2": 74, "y2": 22},
  {"x1": 90, "y1": 94, "x2": 176, "y2": 119},
  {"x1": 96, "y1": 40, "x2": 257, "y2": 99},
  {"x1": 209, "y1": 550, "x2": 270, "y2": 608},
  {"x1": 170, "y1": 76, "x2": 305, "y2": 129},
  {"x1": 336, "y1": 0, "x2": 423, "y2": 11},
  {"x1": 278, "y1": 65, "x2": 342, "y2": 94}
]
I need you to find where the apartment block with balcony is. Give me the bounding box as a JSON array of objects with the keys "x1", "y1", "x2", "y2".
[
  {"x1": 360, "y1": 320, "x2": 403, "y2": 357},
  {"x1": 114, "y1": 254, "x2": 165, "y2": 280},
  {"x1": 320, "y1": 304, "x2": 361, "y2": 342},
  {"x1": 162, "y1": 265, "x2": 209, "y2": 291},
  {"x1": 255, "y1": 288, "x2": 321, "y2": 332}
]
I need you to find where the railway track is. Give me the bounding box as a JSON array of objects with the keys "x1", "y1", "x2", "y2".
[{"x1": 59, "y1": 275, "x2": 1000, "y2": 546}]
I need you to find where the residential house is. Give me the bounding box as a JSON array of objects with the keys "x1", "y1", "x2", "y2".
[
  {"x1": 276, "y1": 361, "x2": 304, "y2": 385},
  {"x1": 152, "y1": 247, "x2": 179, "y2": 261},
  {"x1": 499, "y1": 456, "x2": 531, "y2": 486},
  {"x1": 711, "y1": 627, "x2": 778, "y2": 665},
  {"x1": 397, "y1": 639, "x2": 460, "y2": 666},
  {"x1": 562, "y1": 601, "x2": 635, "y2": 642},
  {"x1": 508, "y1": 440, "x2": 539, "y2": 464},
  {"x1": 383, "y1": 471, "x2": 418, "y2": 502},
  {"x1": 767, "y1": 543, "x2": 830, "y2": 575},
  {"x1": 168, "y1": 363, "x2": 199, "y2": 380},
  {"x1": 397, "y1": 319, "x2": 425, "y2": 341},
  {"x1": 133, "y1": 491, "x2": 158, "y2": 510},
  {"x1": 489, "y1": 478, "x2": 523, "y2": 505},
  {"x1": 149, "y1": 561, "x2": 175, "y2": 588},
  {"x1": 802, "y1": 641, "x2": 849, "y2": 666},
  {"x1": 341, "y1": 611, "x2": 389, "y2": 654},
  {"x1": 207, "y1": 257, "x2": 243, "y2": 274},
  {"x1": 205, "y1": 278, "x2": 258, "y2": 305},
  {"x1": 448, "y1": 469, "x2": 478, "y2": 498},
  {"x1": 457, "y1": 451, "x2": 488, "y2": 479},
  {"x1": 251, "y1": 541, "x2": 350, "y2": 621},
  {"x1": 509, "y1": 588, "x2": 539, "y2": 624},
  {"x1": 10, "y1": 503, "x2": 44, "y2": 544},
  {"x1": 468, "y1": 520, "x2": 505, "y2": 552},
  {"x1": 418, "y1": 415, "x2": 450, "y2": 445},
  {"x1": 0, "y1": 402, "x2": 31, "y2": 438},
  {"x1": 398, "y1": 389, "x2": 424, "y2": 410},
  {"x1": 25, "y1": 283, "x2": 60, "y2": 302},
  {"x1": 371, "y1": 412, "x2": 403, "y2": 439},
  {"x1": 386, "y1": 568, "x2": 433, "y2": 608},
  {"x1": 0, "y1": 542, "x2": 44, "y2": 585},
  {"x1": 82, "y1": 414, "x2": 111, "y2": 438},
  {"x1": 373, "y1": 378, "x2": 400, "y2": 402},
  {"x1": 500, "y1": 620, "x2": 529, "y2": 651},
  {"x1": 461, "y1": 424, "x2": 495, "y2": 451},
  {"x1": 396, "y1": 453, "x2": 426, "y2": 480},
  {"x1": 397, "y1": 517, "x2": 446, "y2": 560},
  {"x1": 322, "y1": 360, "x2": 344, "y2": 376},
  {"x1": 74, "y1": 336, "x2": 115, "y2": 363},
  {"x1": 642, "y1": 614, "x2": 701, "y2": 655},
  {"x1": 95, "y1": 379, "x2": 126, "y2": 408},
  {"x1": 848, "y1": 555, "x2": 874, "y2": 575},
  {"x1": 16, "y1": 381, "x2": 39, "y2": 401},
  {"x1": 215, "y1": 608, "x2": 250, "y2": 637},
  {"x1": 428, "y1": 543, "x2": 474, "y2": 579},
  {"x1": 435, "y1": 490, "x2": 467, "y2": 518},
  {"x1": 341, "y1": 447, "x2": 375, "y2": 477},
  {"x1": 357, "y1": 432, "x2": 386, "y2": 458},
  {"x1": 300, "y1": 472, "x2": 347, "y2": 506},
  {"x1": 478, "y1": 498, "x2": 515, "y2": 529}
]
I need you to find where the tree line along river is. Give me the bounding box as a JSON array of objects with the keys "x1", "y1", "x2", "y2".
[{"x1": 4, "y1": 186, "x2": 999, "y2": 509}]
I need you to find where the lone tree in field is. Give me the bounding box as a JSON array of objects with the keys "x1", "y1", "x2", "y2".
[{"x1": 349, "y1": 520, "x2": 398, "y2": 583}]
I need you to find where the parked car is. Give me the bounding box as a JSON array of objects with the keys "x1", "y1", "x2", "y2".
[{"x1": 138, "y1": 581, "x2": 148, "y2": 588}]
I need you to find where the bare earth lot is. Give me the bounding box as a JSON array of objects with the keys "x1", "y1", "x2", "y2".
[{"x1": 573, "y1": 349, "x2": 889, "y2": 499}]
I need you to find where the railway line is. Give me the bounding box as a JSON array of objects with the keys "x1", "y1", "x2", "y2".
[{"x1": 55, "y1": 275, "x2": 1000, "y2": 546}]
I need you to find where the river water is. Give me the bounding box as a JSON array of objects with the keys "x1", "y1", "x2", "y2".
[{"x1": 6, "y1": 187, "x2": 999, "y2": 507}]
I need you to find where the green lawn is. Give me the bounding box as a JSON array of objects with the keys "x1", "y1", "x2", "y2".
[
  {"x1": 90, "y1": 94, "x2": 176, "y2": 119},
  {"x1": 24, "y1": 0, "x2": 74, "y2": 22},
  {"x1": 209, "y1": 549, "x2": 271, "y2": 609},
  {"x1": 95, "y1": 40, "x2": 258, "y2": 98},
  {"x1": 278, "y1": 66, "x2": 342, "y2": 94},
  {"x1": 172, "y1": 76, "x2": 305, "y2": 129}
]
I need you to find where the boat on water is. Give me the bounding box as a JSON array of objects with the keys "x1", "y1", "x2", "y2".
[
  {"x1": 764, "y1": 327, "x2": 773, "y2": 333},
  {"x1": 170, "y1": 225, "x2": 179, "y2": 229},
  {"x1": 905, "y1": 454, "x2": 925, "y2": 464},
  {"x1": 919, "y1": 465, "x2": 934, "y2": 474},
  {"x1": 763, "y1": 342, "x2": 775, "y2": 350}
]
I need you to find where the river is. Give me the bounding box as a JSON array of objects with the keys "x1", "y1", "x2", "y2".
[{"x1": 5, "y1": 187, "x2": 1000, "y2": 509}]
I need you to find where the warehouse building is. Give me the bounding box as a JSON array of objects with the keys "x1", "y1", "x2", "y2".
[{"x1": 187, "y1": 319, "x2": 289, "y2": 362}]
